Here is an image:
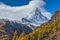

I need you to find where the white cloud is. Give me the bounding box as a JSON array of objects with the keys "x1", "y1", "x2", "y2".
[{"x1": 0, "y1": 0, "x2": 51, "y2": 21}]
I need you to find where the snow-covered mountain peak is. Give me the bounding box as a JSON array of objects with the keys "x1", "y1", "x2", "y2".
[{"x1": 21, "y1": 8, "x2": 51, "y2": 27}]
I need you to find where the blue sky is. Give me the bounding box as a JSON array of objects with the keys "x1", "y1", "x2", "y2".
[
  {"x1": 0, "y1": 0, "x2": 60, "y2": 14},
  {"x1": 0, "y1": 0, "x2": 31, "y2": 6},
  {"x1": 44, "y1": 0, "x2": 60, "y2": 14}
]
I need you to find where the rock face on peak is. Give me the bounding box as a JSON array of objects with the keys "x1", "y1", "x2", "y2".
[{"x1": 51, "y1": 11, "x2": 60, "y2": 21}]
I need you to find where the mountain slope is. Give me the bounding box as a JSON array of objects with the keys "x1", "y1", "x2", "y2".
[
  {"x1": 15, "y1": 11, "x2": 60, "y2": 40},
  {"x1": 0, "y1": 19, "x2": 32, "y2": 40}
]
